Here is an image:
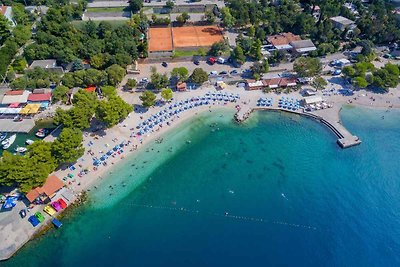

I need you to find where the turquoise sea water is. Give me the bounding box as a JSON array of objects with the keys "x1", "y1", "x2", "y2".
[{"x1": 3, "y1": 106, "x2": 400, "y2": 267}]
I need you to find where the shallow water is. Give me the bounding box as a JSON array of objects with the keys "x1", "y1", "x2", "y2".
[{"x1": 4, "y1": 106, "x2": 400, "y2": 267}]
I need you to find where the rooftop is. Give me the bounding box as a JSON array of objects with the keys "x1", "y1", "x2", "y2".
[
  {"x1": 25, "y1": 175, "x2": 64, "y2": 203},
  {"x1": 29, "y1": 59, "x2": 57, "y2": 69},
  {"x1": 27, "y1": 93, "x2": 52, "y2": 102},
  {"x1": 330, "y1": 16, "x2": 355, "y2": 25},
  {"x1": 267, "y1": 32, "x2": 301, "y2": 47},
  {"x1": 0, "y1": 5, "x2": 11, "y2": 16}
]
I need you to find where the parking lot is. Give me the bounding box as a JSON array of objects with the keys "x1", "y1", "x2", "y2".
[{"x1": 137, "y1": 60, "x2": 254, "y2": 82}]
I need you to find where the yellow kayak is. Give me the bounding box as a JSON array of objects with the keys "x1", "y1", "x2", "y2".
[{"x1": 44, "y1": 205, "x2": 56, "y2": 216}]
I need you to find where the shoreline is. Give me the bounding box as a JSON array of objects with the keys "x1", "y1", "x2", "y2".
[{"x1": 1, "y1": 85, "x2": 400, "y2": 261}]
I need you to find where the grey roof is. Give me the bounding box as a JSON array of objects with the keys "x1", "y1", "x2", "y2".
[
  {"x1": 290, "y1": 39, "x2": 316, "y2": 49},
  {"x1": 29, "y1": 59, "x2": 57, "y2": 69},
  {"x1": 330, "y1": 16, "x2": 355, "y2": 25}
]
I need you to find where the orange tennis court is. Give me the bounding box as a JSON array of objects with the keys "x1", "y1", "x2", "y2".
[
  {"x1": 148, "y1": 27, "x2": 173, "y2": 52},
  {"x1": 148, "y1": 26, "x2": 224, "y2": 52},
  {"x1": 173, "y1": 26, "x2": 224, "y2": 48}
]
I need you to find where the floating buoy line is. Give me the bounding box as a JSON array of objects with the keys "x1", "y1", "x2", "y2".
[{"x1": 123, "y1": 203, "x2": 317, "y2": 231}]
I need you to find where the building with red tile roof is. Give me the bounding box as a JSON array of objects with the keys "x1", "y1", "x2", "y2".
[
  {"x1": 27, "y1": 93, "x2": 52, "y2": 102},
  {"x1": 25, "y1": 175, "x2": 64, "y2": 203}
]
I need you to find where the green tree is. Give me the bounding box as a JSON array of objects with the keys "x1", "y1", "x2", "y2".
[
  {"x1": 176, "y1": 12, "x2": 190, "y2": 23},
  {"x1": 204, "y1": 10, "x2": 216, "y2": 23},
  {"x1": 166, "y1": 0, "x2": 174, "y2": 9},
  {"x1": 139, "y1": 90, "x2": 156, "y2": 107},
  {"x1": 342, "y1": 66, "x2": 356, "y2": 78},
  {"x1": 171, "y1": 67, "x2": 189, "y2": 82},
  {"x1": 101, "y1": 86, "x2": 117, "y2": 97},
  {"x1": 0, "y1": 14, "x2": 11, "y2": 45},
  {"x1": 249, "y1": 39, "x2": 262, "y2": 60},
  {"x1": 0, "y1": 141, "x2": 57, "y2": 193},
  {"x1": 129, "y1": 0, "x2": 143, "y2": 13},
  {"x1": 125, "y1": 78, "x2": 137, "y2": 89},
  {"x1": 51, "y1": 128, "x2": 85, "y2": 165},
  {"x1": 96, "y1": 96, "x2": 133, "y2": 127},
  {"x1": 352, "y1": 76, "x2": 368, "y2": 88},
  {"x1": 12, "y1": 3, "x2": 29, "y2": 25},
  {"x1": 53, "y1": 85, "x2": 70, "y2": 103},
  {"x1": 106, "y1": 64, "x2": 126, "y2": 86},
  {"x1": 91, "y1": 54, "x2": 106, "y2": 69},
  {"x1": 231, "y1": 45, "x2": 246, "y2": 65},
  {"x1": 190, "y1": 68, "x2": 208, "y2": 84},
  {"x1": 293, "y1": 57, "x2": 322, "y2": 77},
  {"x1": 209, "y1": 40, "x2": 229, "y2": 56},
  {"x1": 311, "y1": 76, "x2": 328, "y2": 90},
  {"x1": 150, "y1": 67, "x2": 169, "y2": 90},
  {"x1": 221, "y1": 7, "x2": 235, "y2": 28},
  {"x1": 161, "y1": 88, "x2": 173, "y2": 102}
]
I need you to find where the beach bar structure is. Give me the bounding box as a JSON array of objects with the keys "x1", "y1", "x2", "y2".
[
  {"x1": 25, "y1": 175, "x2": 65, "y2": 204},
  {"x1": 0, "y1": 90, "x2": 30, "y2": 105}
]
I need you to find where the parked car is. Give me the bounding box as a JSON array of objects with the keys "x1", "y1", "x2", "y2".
[
  {"x1": 161, "y1": 62, "x2": 168, "y2": 67},
  {"x1": 19, "y1": 209, "x2": 26, "y2": 218},
  {"x1": 230, "y1": 70, "x2": 239, "y2": 76},
  {"x1": 207, "y1": 57, "x2": 217, "y2": 65},
  {"x1": 209, "y1": 71, "x2": 218, "y2": 76},
  {"x1": 219, "y1": 71, "x2": 228, "y2": 75},
  {"x1": 217, "y1": 57, "x2": 226, "y2": 64},
  {"x1": 193, "y1": 60, "x2": 200, "y2": 65}
]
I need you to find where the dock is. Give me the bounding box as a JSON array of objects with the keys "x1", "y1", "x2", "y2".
[
  {"x1": 235, "y1": 107, "x2": 361, "y2": 149},
  {"x1": 0, "y1": 119, "x2": 35, "y2": 133}
]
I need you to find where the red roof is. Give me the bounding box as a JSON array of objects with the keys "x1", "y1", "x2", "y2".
[
  {"x1": 26, "y1": 175, "x2": 64, "y2": 203},
  {"x1": 0, "y1": 5, "x2": 10, "y2": 16},
  {"x1": 28, "y1": 93, "x2": 51, "y2": 102},
  {"x1": 85, "y1": 86, "x2": 96, "y2": 92},
  {"x1": 5, "y1": 90, "x2": 23, "y2": 96},
  {"x1": 8, "y1": 103, "x2": 20, "y2": 108}
]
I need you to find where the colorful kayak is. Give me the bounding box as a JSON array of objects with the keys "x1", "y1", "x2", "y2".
[
  {"x1": 28, "y1": 215, "x2": 40, "y2": 227},
  {"x1": 44, "y1": 205, "x2": 56, "y2": 216},
  {"x1": 35, "y1": 211, "x2": 45, "y2": 223},
  {"x1": 51, "y1": 201, "x2": 62, "y2": 212},
  {"x1": 52, "y1": 218, "x2": 62, "y2": 229},
  {"x1": 58, "y1": 198, "x2": 67, "y2": 209}
]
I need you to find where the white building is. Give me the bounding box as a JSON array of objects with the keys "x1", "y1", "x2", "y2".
[{"x1": 330, "y1": 16, "x2": 356, "y2": 31}]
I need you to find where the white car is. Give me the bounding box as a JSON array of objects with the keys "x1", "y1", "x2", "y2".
[
  {"x1": 217, "y1": 57, "x2": 225, "y2": 64},
  {"x1": 209, "y1": 71, "x2": 218, "y2": 76}
]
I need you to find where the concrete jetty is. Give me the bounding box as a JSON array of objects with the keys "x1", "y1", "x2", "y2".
[
  {"x1": 0, "y1": 119, "x2": 35, "y2": 133},
  {"x1": 235, "y1": 106, "x2": 361, "y2": 149}
]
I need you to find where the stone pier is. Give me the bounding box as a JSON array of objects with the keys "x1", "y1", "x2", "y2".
[{"x1": 234, "y1": 106, "x2": 361, "y2": 149}]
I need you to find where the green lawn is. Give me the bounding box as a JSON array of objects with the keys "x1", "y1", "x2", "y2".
[
  {"x1": 86, "y1": 7, "x2": 127, "y2": 13},
  {"x1": 173, "y1": 49, "x2": 206, "y2": 57}
]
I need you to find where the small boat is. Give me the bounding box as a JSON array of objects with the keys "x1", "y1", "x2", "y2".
[
  {"x1": 13, "y1": 115, "x2": 23, "y2": 122},
  {"x1": 35, "y1": 129, "x2": 49, "y2": 138},
  {"x1": 25, "y1": 139, "x2": 34, "y2": 145},
  {"x1": 52, "y1": 218, "x2": 62, "y2": 229},
  {"x1": 15, "y1": 146, "x2": 27, "y2": 153},
  {"x1": 2, "y1": 134, "x2": 17, "y2": 149},
  {"x1": 0, "y1": 133, "x2": 7, "y2": 142}
]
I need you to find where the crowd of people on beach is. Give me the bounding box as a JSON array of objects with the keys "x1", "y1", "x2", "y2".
[
  {"x1": 134, "y1": 92, "x2": 240, "y2": 136},
  {"x1": 62, "y1": 91, "x2": 242, "y2": 187}
]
